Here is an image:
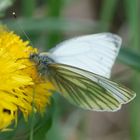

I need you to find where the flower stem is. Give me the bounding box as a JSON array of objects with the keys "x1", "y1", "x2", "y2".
[{"x1": 29, "y1": 87, "x2": 36, "y2": 140}]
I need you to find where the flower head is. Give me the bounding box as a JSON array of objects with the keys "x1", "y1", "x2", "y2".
[{"x1": 0, "y1": 26, "x2": 54, "y2": 130}]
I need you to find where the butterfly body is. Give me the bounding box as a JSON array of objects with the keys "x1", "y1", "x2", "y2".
[{"x1": 29, "y1": 33, "x2": 136, "y2": 112}]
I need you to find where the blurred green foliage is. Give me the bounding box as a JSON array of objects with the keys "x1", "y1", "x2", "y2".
[
  {"x1": 0, "y1": 0, "x2": 140, "y2": 140},
  {"x1": 0, "y1": 0, "x2": 15, "y2": 17}
]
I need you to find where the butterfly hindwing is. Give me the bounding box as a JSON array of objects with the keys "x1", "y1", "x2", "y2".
[{"x1": 47, "y1": 63, "x2": 136, "y2": 111}]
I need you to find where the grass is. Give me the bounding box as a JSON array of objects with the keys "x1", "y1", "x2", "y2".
[{"x1": 124, "y1": 1, "x2": 140, "y2": 140}]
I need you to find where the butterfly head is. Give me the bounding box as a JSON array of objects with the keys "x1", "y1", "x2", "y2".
[
  {"x1": 29, "y1": 53, "x2": 40, "y2": 64},
  {"x1": 30, "y1": 52, "x2": 54, "y2": 65},
  {"x1": 29, "y1": 52, "x2": 54, "y2": 77}
]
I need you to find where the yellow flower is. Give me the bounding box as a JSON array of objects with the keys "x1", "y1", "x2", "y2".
[{"x1": 0, "y1": 26, "x2": 55, "y2": 130}]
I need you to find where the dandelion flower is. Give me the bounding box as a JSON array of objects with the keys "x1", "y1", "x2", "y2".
[{"x1": 0, "y1": 26, "x2": 54, "y2": 130}]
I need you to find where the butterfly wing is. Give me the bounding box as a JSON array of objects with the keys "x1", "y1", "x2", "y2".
[
  {"x1": 47, "y1": 63, "x2": 136, "y2": 111},
  {"x1": 49, "y1": 33, "x2": 122, "y2": 78}
]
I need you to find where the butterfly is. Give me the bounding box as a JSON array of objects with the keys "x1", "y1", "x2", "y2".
[{"x1": 29, "y1": 33, "x2": 136, "y2": 112}]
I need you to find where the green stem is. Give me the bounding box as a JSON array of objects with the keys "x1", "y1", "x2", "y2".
[
  {"x1": 99, "y1": 0, "x2": 118, "y2": 31},
  {"x1": 124, "y1": 0, "x2": 140, "y2": 140},
  {"x1": 29, "y1": 87, "x2": 36, "y2": 140},
  {"x1": 45, "y1": 0, "x2": 64, "y2": 49},
  {"x1": 124, "y1": 0, "x2": 139, "y2": 50}
]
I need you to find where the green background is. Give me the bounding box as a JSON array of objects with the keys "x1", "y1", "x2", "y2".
[{"x1": 0, "y1": 0, "x2": 140, "y2": 140}]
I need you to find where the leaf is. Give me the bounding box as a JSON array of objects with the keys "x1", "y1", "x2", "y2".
[{"x1": 4, "y1": 18, "x2": 96, "y2": 33}]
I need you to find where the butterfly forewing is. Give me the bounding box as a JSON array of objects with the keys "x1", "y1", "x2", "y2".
[
  {"x1": 49, "y1": 33, "x2": 122, "y2": 78},
  {"x1": 47, "y1": 63, "x2": 136, "y2": 111}
]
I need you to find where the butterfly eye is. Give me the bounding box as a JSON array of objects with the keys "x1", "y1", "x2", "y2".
[
  {"x1": 29, "y1": 53, "x2": 40, "y2": 63},
  {"x1": 30, "y1": 53, "x2": 38, "y2": 59}
]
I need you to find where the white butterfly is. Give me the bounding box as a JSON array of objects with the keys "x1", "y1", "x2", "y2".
[{"x1": 30, "y1": 33, "x2": 136, "y2": 112}]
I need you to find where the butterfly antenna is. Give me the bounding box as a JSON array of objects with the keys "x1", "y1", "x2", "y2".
[{"x1": 12, "y1": 12, "x2": 34, "y2": 47}]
